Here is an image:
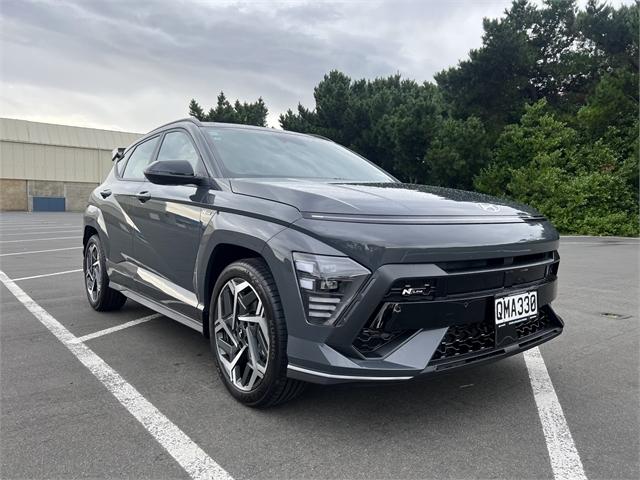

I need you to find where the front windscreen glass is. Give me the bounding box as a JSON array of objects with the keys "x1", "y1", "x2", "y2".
[{"x1": 204, "y1": 127, "x2": 394, "y2": 182}]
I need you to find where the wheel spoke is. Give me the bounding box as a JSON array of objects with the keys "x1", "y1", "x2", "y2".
[
  {"x1": 246, "y1": 326, "x2": 259, "y2": 366},
  {"x1": 228, "y1": 345, "x2": 246, "y2": 369},
  {"x1": 214, "y1": 316, "x2": 238, "y2": 347},
  {"x1": 246, "y1": 325, "x2": 266, "y2": 380},
  {"x1": 230, "y1": 280, "x2": 249, "y2": 330},
  {"x1": 219, "y1": 345, "x2": 246, "y2": 377},
  {"x1": 246, "y1": 369, "x2": 260, "y2": 391},
  {"x1": 236, "y1": 314, "x2": 262, "y2": 323},
  {"x1": 238, "y1": 314, "x2": 269, "y2": 350},
  {"x1": 217, "y1": 337, "x2": 234, "y2": 356}
]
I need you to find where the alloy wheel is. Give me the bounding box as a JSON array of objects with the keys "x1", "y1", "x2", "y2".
[
  {"x1": 85, "y1": 243, "x2": 101, "y2": 302},
  {"x1": 214, "y1": 278, "x2": 270, "y2": 392}
]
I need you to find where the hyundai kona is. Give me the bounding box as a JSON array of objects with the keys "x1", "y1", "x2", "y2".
[{"x1": 83, "y1": 117, "x2": 563, "y2": 407}]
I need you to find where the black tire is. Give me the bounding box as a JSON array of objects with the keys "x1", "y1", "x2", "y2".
[
  {"x1": 83, "y1": 234, "x2": 126, "y2": 311},
  {"x1": 209, "y1": 258, "x2": 306, "y2": 407}
]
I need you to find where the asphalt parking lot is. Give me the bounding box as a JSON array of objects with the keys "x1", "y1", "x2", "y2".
[{"x1": 1, "y1": 212, "x2": 638, "y2": 480}]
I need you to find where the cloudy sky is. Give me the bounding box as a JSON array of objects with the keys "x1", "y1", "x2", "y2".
[{"x1": 0, "y1": 0, "x2": 630, "y2": 133}]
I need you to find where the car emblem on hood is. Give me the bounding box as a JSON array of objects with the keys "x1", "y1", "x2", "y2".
[{"x1": 477, "y1": 203, "x2": 501, "y2": 213}]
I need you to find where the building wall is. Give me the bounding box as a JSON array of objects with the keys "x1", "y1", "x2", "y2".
[
  {"x1": 0, "y1": 118, "x2": 141, "y2": 212},
  {"x1": 64, "y1": 182, "x2": 99, "y2": 212},
  {"x1": 0, "y1": 179, "x2": 28, "y2": 211},
  {"x1": 0, "y1": 141, "x2": 111, "y2": 183},
  {"x1": 25, "y1": 180, "x2": 99, "y2": 212},
  {"x1": 0, "y1": 179, "x2": 98, "y2": 212}
]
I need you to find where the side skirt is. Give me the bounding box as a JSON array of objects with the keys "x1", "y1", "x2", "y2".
[{"x1": 110, "y1": 281, "x2": 203, "y2": 334}]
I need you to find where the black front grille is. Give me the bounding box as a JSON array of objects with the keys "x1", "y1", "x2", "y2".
[
  {"x1": 430, "y1": 321, "x2": 495, "y2": 362},
  {"x1": 353, "y1": 328, "x2": 408, "y2": 355},
  {"x1": 428, "y1": 307, "x2": 557, "y2": 365},
  {"x1": 437, "y1": 251, "x2": 555, "y2": 273},
  {"x1": 385, "y1": 251, "x2": 558, "y2": 301},
  {"x1": 516, "y1": 313, "x2": 552, "y2": 338}
]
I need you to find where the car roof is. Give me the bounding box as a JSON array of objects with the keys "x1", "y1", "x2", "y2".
[{"x1": 147, "y1": 117, "x2": 330, "y2": 141}]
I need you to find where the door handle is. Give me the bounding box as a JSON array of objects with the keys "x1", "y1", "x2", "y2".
[
  {"x1": 100, "y1": 189, "x2": 112, "y2": 198},
  {"x1": 137, "y1": 191, "x2": 151, "y2": 203}
]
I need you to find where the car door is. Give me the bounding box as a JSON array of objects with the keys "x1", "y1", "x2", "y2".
[
  {"x1": 131, "y1": 129, "x2": 213, "y2": 320},
  {"x1": 100, "y1": 135, "x2": 160, "y2": 289}
]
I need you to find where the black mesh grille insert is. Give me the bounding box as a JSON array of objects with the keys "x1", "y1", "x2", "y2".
[
  {"x1": 516, "y1": 313, "x2": 552, "y2": 338},
  {"x1": 353, "y1": 328, "x2": 407, "y2": 355},
  {"x1": 429, "y1": 308, "x2": 556, "y2": 365},
  {"x1": 430, "y1": 321, "x2": 495, "y2": 362}
]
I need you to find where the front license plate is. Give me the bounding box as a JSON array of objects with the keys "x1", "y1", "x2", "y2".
[{"x1": 495, "y1": 290, "x2": 538, "y2": 325}]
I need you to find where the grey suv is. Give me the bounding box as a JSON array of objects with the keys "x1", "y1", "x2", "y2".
[{"x1": 83, "y1": 117, "x2": 563, "y2": 407}]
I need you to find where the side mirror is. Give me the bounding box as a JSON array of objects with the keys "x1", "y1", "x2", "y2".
[
  {"x1": 144, "y1": 160, "x2": 209, "y2": 186},
  {"x1": 112, "y1": 147, "x2": 125, "y2": 162}
]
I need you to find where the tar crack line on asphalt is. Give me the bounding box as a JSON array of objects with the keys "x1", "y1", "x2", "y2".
[
  {"x1": 524, "y1": 347, "x2": 587, "y2": 480},
  {"x1": 0, "y1": 270, "x2": 234, "y2": 480}
]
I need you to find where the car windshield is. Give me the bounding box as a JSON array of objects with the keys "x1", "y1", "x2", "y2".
[{"x1": 204, "y1": 127, "x2": 394, "y2": 182}]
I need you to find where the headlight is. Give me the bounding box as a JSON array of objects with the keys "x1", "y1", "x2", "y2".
[{"x1": 293, "y1": 252, "x2": 370, "y2": 326}]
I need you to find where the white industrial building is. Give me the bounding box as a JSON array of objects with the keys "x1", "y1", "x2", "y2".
[{"x1": 0, "y1": 118, "x2": 141, "y2": 211}]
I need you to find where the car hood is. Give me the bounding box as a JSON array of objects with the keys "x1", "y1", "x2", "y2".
[{"x1": 229, "y1": 179, "x2": 542, "y2": 223}]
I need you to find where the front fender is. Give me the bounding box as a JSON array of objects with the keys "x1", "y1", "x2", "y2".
[{"x1": 194, "y1": 209, "x2": 290, "y2": 316}]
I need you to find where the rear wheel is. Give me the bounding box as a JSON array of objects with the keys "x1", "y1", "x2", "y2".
[
  {"x1": 209, "y1": 258, "x2": 306, "y2": 407},
  {"x1": 83, "y1": 234, "x2": 126, "y2": 311}
]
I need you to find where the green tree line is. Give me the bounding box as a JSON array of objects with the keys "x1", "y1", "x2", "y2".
[{"x1": 189, "y1": 0, "x2": 639, "y2": 236}]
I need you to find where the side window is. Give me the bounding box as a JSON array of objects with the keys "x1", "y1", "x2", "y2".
[
  {"x1": 157, "y1": 131, "x2": 203, "y2": 173},
  {"x1": 122, "y1": 137, "x2": 159, "y2": 180}
]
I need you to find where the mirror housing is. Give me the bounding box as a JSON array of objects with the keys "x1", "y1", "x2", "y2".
[
  {"x1": 144, "y1": 160, "x2": 209, "y2": 186},
  {"x1": 111, "y1": 147, "x2": 125, "y2": 162}
]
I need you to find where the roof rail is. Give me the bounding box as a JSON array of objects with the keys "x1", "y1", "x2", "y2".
[{"x1": 147, "y1": 116, "x2": 202, "y2": 133}]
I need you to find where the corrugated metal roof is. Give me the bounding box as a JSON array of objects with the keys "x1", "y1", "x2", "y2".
[{"x1": 0, "y1": 118, "x2": 142, "y2": 150}]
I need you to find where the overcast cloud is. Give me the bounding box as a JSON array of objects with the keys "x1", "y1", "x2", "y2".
[{"x1": 0, "y1": 0, "x2": 631, "y2": 132}]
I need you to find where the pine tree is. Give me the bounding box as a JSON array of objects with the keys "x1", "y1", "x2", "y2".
[
  {"x1": 188, "y1": 99, "x2": 205, "y2": 121},
  {"x1": 187, "y1": 92, "x2": 268, "y2": 126}
]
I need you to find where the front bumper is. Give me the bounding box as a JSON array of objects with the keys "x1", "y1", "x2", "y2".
[
  {"x1": 286, "y1": 251, "x2": 563, "y2": 384},
  {"x1": 288, "y1": 313, "x2": 562, "y2": 384}
]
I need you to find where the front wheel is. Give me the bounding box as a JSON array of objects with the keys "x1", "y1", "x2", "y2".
[
  {"x1": 209, "y1": 258, "x2": 306, "y2": 407},
  {"x1": 83, "y1": 234, "x2": 126, "y2": 311}
]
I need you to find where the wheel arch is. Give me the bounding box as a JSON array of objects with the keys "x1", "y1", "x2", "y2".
[
  {"x1": 200, "y1": 241, "x2": 269, "y2": 338},
  {"x1": 83, "y1": 205, "x2": 109, "y2": 256},
  {"x1": 83, "y1": 225, "x2": 99, "y2": 248}
]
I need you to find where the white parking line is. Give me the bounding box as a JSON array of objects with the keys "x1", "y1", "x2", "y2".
[
  {"x1": 0, "y1": 224, "x2": 78, "y2": 229},
  {"x1": 0, "y1": 246, "x2": 82, "y2": 257},
  {"x1": 561, "y1": 241, "x2": 639, "y2": 246},
  {"x1": 0, "y1": 270, "x2": 232, "y2": 480},
  {"x1": 561, "y1": 235, "x2": 640, "y2": 241},
  {"x1": 0, "y1": 236, "x2": 78, "y2": 243},
  {"x1": 1, "y1": 229, "x2": 79, "y2": 236},
  {"x1": 73, "y1": 314, "x2": 163, "y2": 343},
  {"x1": 524, "y1": 347, "x2": 587, "y2": 480},
  {"x1": 12, "y1": 269, "x2": 83, "y2": 282}
]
